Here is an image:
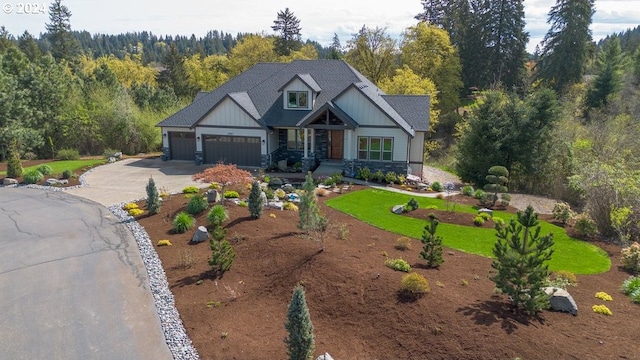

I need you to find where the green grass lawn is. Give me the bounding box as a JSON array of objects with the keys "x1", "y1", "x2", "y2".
[
  {"x1": 326, "y1": 188, "x2": 610, "y2": 275},
  {"x1": 1, "y1": 159, "x2": 106, "y2": 176}
]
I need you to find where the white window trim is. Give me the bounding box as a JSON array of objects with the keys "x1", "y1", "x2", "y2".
[
  {"x1": 286, "y1": 91, "x2": 309, "y2": 109},
  {"x1": 287, "y1": 129, "x2": 311, "y2": 151},
  {"x1": 357, "y1": 136, "x2": 393, "y2": 161}
]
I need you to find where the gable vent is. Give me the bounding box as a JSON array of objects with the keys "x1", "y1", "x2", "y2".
[{"x1": 357, "y1": 84, "x2": 368, "y2": 90}]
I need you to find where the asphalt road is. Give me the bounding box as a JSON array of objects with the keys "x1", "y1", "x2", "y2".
[{"x1": 0, "y1": 188, "x2": 172, "y2": 360}]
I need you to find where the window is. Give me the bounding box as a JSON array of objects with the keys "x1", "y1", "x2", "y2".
[
  {"x1": 287, "y1": 129, "x2": 311, "y2": 150},
  {"x1": 287, "y1": 91, "x2": 308, "y2": 108},
  {"x1": 357, "y1": 136, "x2": 393, "y2": 161}
]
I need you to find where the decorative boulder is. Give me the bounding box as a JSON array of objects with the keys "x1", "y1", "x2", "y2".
[
  {"x1": 281, "y1": 183, "x2": 295, "y2": 193},
  {"x1": 3, "y1": 178, "x2": 18, "y2": 185},
  {"x1": 260, "y1": 191, "x2": 268, "y2": 205},
  {"x1": 268, "y1": 178, "x2": 283, "y2": 189},
  {"x1": 392, "y1": 205, "x2": 405, "y2": 214},
  {"x1": 45, "y1": 178, "x2": 59, "y2": 186},
  {"x1": 207, "y1": 189, "x2": 221, "y2": 203},
  {"x1": 316, "y1": 353, "x2": 334, "y2": 360},
  {"x1": 544, "y1": 287, "x2": 578, "y2": 316},
  {"x1": 114, "y1": 152, "x2": 123, "y2": 160},
  {"x1": 191, "y1": 226, "x2": 209, "y2": 243},
  {"x1": 478, "y1": 208, "x2": 493, "y2": 218}
]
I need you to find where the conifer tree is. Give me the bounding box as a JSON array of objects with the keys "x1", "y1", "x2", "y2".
[
  {"x1": 285, "y1": 285, "x2": 315, "y2": 360},
  {"x1": 45, "y1": 0, "x2": 80, "y2": 62},
  {"x1": 6, "y1": 140, "x2": 23, "y2": 179},
  {"x1": 209, "y1": 229, "x2": 235, "y2": 273},
  {"x1": 483, "y1": 165, "x2": 509, "y2": 208},
  {"x1": 585, "y1": 37, "x2": 625, "y2": 110},
  {"x1": 271, "y1": 7, "x2": 302, "y2": 56},
  {"x1": 420, "y1": 214, "x2": 444, "y2": 268},
  {"x1": 491, "y1": 206, "x2": 555, "y2": 315},
  {"x1": 145, "y1": 176, "x2": 161, "y2": 215},
  {"x1": 298, "y1": 172, "x2": 321, "y2": 232},
  {"x1": 248, "y1": 181, "x2": 263, "y2": 219}
]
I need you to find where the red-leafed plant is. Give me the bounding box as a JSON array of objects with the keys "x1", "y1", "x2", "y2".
[{"x1": 192, "y1": 162, "x2": 253, "y2": 199}]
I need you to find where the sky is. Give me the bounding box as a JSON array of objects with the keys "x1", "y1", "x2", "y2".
[{"x1": 1, "y1": 0, "x2": 639, "y2": 53}]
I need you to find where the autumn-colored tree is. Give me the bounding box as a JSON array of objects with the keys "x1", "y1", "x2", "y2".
[
  {"x1": 192, "y1": 162, "x2": 253, "y2": 198},
  {"x1": 227, "y1": 35, "x2": 278, "y2": 76}
]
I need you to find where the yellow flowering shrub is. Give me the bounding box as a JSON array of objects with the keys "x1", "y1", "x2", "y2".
[
  {"x1": 128, "y1": 208, "x2": 144, "y2": 216},
  {"x1": 283, "y1": 202, "x2": 298, "y2": 212},
  {"x1": 123, "y1": 202, "x2": 139, "y2": 210},
  {"x1": 592, "y1": 304, "x2": 612, "y2": 315},
  {"x1": 595, "y1": 292, "x2": 612, "y2": 301},
  {"x1": 157, "y1": 239, "x2": 172, "y2": 246},
  {"x1": 269, "y1": 213, "x2": 276, "y2": 218}
]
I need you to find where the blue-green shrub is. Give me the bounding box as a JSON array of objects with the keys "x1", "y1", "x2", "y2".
[
  {"x1": 36, "y1": 164, "x2": 52, "y2": 175},
  {"x1": 23, "y1": 169, "x2": 44, "y2": 184},
  {"x1": 430, "y1": 181, "x2": 443, "y2": 192},
  {"x1": 461, "y1": 185, "x2": 475, "y2": 196},
  {"x1": 385, "y1": 258, "x2": 411, "y2": 272}
]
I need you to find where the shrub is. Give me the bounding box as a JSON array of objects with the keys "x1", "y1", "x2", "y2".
[
  {"x1": 182, "y1": 186, "x2": 199, "y2": 194},
  {"x1": 405, "y1": 198, "x2": 419, "y2": 212},
  {"x1": 23, "y1": 169, "x2": 44, "y2": 184},
  {"x1": 620, "y1": 242, "x2": 640, "y2": 273},
  {"x1": 373, "y1": 169, "x2": 385, "y2": 183},
  {"x1": 224, "y1": 190, "x2": 239, "y2": 199},
  {"x1": 395, "y1": 237, "x2": 412, "y2": 250},
  {"x1": 478, "y1": 212, "x2": 491, "y2": 221},
  {"x1": 285, "y1": 285, "x2": 315, "y2": 360},
  {"x1": 22, "y1": 151, "x2": 38, "y2": 160},
  {"x1": 209, "y1": 236, "x2": 235, "y2": 273},
  {"x1": 274, "y1": 188, "x2": 286, "y2": 199},
  {"x1": 103, "y1": 148, "x2": 120, "y2": 159},
  {"x1": 186, "y1": 195, "x2": 209, "y2": 215},
  {"x1": 264, "y1": 188, "x2": 275, "y2": 200},
  {"x1": 595, "y1": 292, "x2": 613, "y2": 301},
  {"x1": 322, "y1": 176, "x2": 335, "y2": 187},
  {"x1": 128, "y1": 208, "x2": 144, "y2": 216},
  {"x1": 436, "y1": 193, "x2": 445, "y2": 199},
  {"x1": 146, "y1": 177, "x2": 161, "y2": 215},
  {"x1": 430, "y1": 181, "x2": 442, "y2": 192},
  {"x1": 157, "y1": 239, "x2": 172, "y2": 246},
  {"x1": 248, "y1": 181, "x2": 264, "y2": 219},
  {"x1": 56, "y1": 148, "x2": 80, "y2": 160},
  {"x1": 592, "y1": 304, "x2": 612, "y2": 316},
  {"x1": 173, "y1": 212, "x2": 195, "y2": 233},
  {"x1": 315, "y1": 188, "x2": 331, "y2": 197},
  {"x1": 400, "y1": 273, "x2": 430, "y2": 297},
  {"x1": 499, "y1": 193, "x2": 511, "y2": 207},
  {"x1": 546, "y1": 271, "x2": 578, "y2": 289},
  {"x1": 6, "y1": 141, "x2": 22, "y2": 179},
  {"x1": 396, "y1": 174, "x2": 406, "y2": 185},
  {"x1": 269, "y1": 213, "x2": 277, "y2": 218},
  {"x1": 461, "y1": 185, "x2": 475, "y2": 196},
  {"x1": 473, "y1": 189, "x2": 485, "y2": 199},
  {"x1": 207, "y1": 205, "x2": 229, "y2": 228},
  {"x1": 420, "y1": 214, "x2": 444, "y2": 268},
  {"x1": 209, "y1": 182, "x2": 222, "y2": 190},
  {"x1": 284, "y1": 202, "x2": 299, "y2": 212},
  {"x1": 493, "y1": 217, "x2": 506, "y2": 229},
  {"x1": 238, "y1": 201, "x2": 248, "y2": 207},
  {"x1": 473, "y1": 216, "x2": 485, "y2": 226},
  {"x1": 385, "y1": 171, "x2": 397, "y2": 184},
  {"x1": 552, "y1": 202, "x2": 575, "y2": 224},
  {"x1": 61, "y1": 169, "x2": 72, "y2": 179},
  {"x1": 621, "y1": 276, "x2": 640, "y2": 296},
  {"x1": 122, "y1": 203, "x2": 139, "y2": 210},
  {"x1": 357, "y1": 167, "x2": 371, "y2": 181},
  {"x1": 573, "y1": 213, "x2": 597, "y2": 238},
  {"x1": 385, "y1": 258, "x2": 411, "y2": 272}
]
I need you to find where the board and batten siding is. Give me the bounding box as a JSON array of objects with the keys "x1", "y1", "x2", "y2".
[
  {"x1": 408, "y1": 131, "x2": 425, "y2": 175},
  {"x1": 199, "y1": 98, "x2": 262, "y2": 128},
  {"x1": 161, "y1": 127, "x2": 193, "y2": 148},
  {"x1": 282, "y1": 78, "x2": 313, "y2": 110},
  {"x1": 335, "y1": 88, "x2": 398, "y2": 127},
  {"x1": 348, "y1": 127, "x2": 408, "y2": 162},
  {"x1": 195, "y1": 127, "x2": 267, "y2": 155}
]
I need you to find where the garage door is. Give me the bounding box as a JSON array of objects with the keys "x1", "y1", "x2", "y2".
[
  {"x1": 203, "y1": 135, "x2": 261, "y2": 166},
  {"x1": 169, "y1": 132, "x2": 196, "y2": 160}
]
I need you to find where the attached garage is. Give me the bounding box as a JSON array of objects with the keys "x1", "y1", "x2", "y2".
[
  {"x1": 203, "y1": 135, "x2": 261, "y2": 166},
  {"x1": 169, "y1": 132, "x2": 196, "y2": 160}
]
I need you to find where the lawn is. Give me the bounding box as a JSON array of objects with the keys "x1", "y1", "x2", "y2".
[
  {"x1": 326, "y1": 188, "x2": 611, "y2": 274},
  {"x1": 0, "y1": 159, "x2": 106, "y2": 176}
]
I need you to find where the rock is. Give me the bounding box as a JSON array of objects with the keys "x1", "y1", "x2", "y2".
[
  {"x1": 478, "y1": 208, "x2": 493, "y2": 217},
  {"x1": 316, "y1": 353, "x2": 334, "y2": 360},
  {"x1": 107, "y1": 157, "x2": 116, "y2": 163},
  {"x1": 45, "y1": 178, "x2": 59, "y2": 186},
  {"x1": 392, "y1": 205, "x2": 405, "y2": 214},
  {"x1": 58, "y1": 179, "x2": 69, "y2": 185},
  {"x1": 267, "y1": 201, "x2": 284, "y2": 211},
  {"x1": 207, "y1": 189, "x2": 220, "y2": 203},
  {"x1": 260, "y1": 191, "x2": 268, "y2": 205},
  {"x1": 277, "y1": 160, "x2": 288, "y2": 171},
  {"x1": 191, "y1": 226, "x2": 209, "y2": 243},
  {"x1": 268, "y1": 178, "x2": 283, "y2": 189},
  {"x1": 281, "y1": 183, "x2": 295, "y2": 193},
  {"x1": 114, "y1": 151, "x2": 122, "y2": 160},
  {"x1": 544, "y1": 287, "x2": 578, "y2": 316},
  {"x1": 3, "y1": 178, "x2": 18, "y2": 185}
]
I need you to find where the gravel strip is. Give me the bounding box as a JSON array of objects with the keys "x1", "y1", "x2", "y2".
[{"x1": 1, "y1": 164, "x2": 199, "y2": 360}]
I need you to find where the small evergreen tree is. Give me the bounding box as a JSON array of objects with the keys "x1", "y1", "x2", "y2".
[
  {"x1": 419, "y1": 214, "x2": 444, "y2": 268},
  {"x1": 209, "y1": 230, "x2": 235, "y2": 274},
  {"x1": 6, "y1": 140, "x2": 23, "y2": 179},
  {"x1": 298, "y1": 172, "x2": 321, "y2": 232},
  {"x1": 285, "y1": 284, "x2": 315, "y2": 360},
  {"x1": 248, "y1": 181, "x2": 263, "y2": 219},
  {"x1": 146, "y1": 176, "x2": 161, "y2": 215},
  {"x1": 491, "y1": 206, "x2": 555, "y2": 315},
  {"x1": 483, "y1": 165, "x2": 509, "y2": 208}
]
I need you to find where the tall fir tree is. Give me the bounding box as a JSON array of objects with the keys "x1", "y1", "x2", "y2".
[
  {"x1": 585, "y1": 37, "x2": 625, "y2": 110},
  {"x1": 6, "y1": 140, "x2": 23, "y2": 179},
  {"x1": 328, "y1": 33, "x2": 343, "y2": 59},
  {"x1": 298, "y1": 172, "x2": 322, "y2": 232},
  {"x1": 45, "y1": 0, "x2": 80, "y2": 63},
  {"x1": 537, "y1": 0, "x2": 595, "y2": 93},
  {"x1": 158, "y1": 43, "x2": 193, "y2": 98},
  {"x1": 491, "y1": 206, "x2": 555, "y2": 315},
  {"x1": 248, "y1": 181, "x2": 264, "y2": 219},
  {"x1": 145, "y1": 176, "x2": 161, "y2": 215},
  {"x1": 284, "y1": 285, "x2": 315, "y2": 360},
  {"x1": 271, "y1": 8, "x2": 302, "y2": 56}
]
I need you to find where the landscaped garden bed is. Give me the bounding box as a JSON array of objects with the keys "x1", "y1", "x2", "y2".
[{"x1": 135, "y1": 186, "x2": 639, "y2": 360}]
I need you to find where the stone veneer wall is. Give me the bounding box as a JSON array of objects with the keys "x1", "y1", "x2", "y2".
[{"x1": 342, "y1": 160, "x2": 408, "y2": 178}]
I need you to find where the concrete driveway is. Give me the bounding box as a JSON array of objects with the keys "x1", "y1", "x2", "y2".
[
  {"x1": 0, "y1": 188, "x2": 172, "y2": 360},
  {"x1": 66, "y1": 157, "x2": 207, "y2": 206}
]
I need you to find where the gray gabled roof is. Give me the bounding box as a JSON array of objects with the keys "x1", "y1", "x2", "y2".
[
  {"x1": 157, "y1": 60, "x2": 430, "y2": 136},
  {"x1": 296, "y1": 101, "x2": 358, "y2": 129}
]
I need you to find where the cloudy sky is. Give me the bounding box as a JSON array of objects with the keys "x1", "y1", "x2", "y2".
[{"x1": 1, "y1": 0, "x2": 638, "y2": 53}]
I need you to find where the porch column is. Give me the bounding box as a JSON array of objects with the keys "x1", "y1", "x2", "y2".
[
  {"x1": 345, "y1": 130, "x2": 352, "y2": 160},
  {"x1": 303, "y1": 128, "x2": 309, "y2": 158},
  {"x1": 310, "y1": 129, "x2": 315, "y2": 155}
]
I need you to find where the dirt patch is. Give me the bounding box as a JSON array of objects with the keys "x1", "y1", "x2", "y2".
[{"x1": 136, "y1": 188, "x2": 640, "y2": 360}]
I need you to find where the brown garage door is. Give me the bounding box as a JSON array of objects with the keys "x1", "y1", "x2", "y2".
[
  {"x1": 203, "y1": 135, "x2": 261, "y2": 166},
  {"x1": 169, "y1": 132, "x2": 196, "y2": 160}
]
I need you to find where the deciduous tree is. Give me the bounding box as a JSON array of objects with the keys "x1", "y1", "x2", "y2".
[
  {"x1": 344, "y1": 26, "x2": 397, "y2": 84},
  {"x1": 192, "y1": 163, "x2": 252, "y2": 199}
]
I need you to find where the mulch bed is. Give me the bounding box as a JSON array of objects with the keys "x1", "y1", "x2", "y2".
[{"x1": 135, "y1": 187, "x2": 640, "y2": 360}]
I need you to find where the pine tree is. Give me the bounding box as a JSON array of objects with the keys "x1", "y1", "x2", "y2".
[
  {"x1": 158, "y1": 43, "x2": 193, "y2": 98},
  {"x1": 209, "y1": 231, "x2": 235, "y2": 273},
  {"x1": 6, "y1": 140, "x2": 23, "y2": 179},
  {"x1": 483, "y1": 166, "x2": 509, "y2": 208},
  {"x1": 420, "y1": 214, "x2": 444, "y2": 268},
  {"x1": 537, "y1": 0, "x2": 595, "y2": 93},
  {"x1": 298, "y1": 172, "x2": 322, "y2": 232},
  {"x1": 45, "y1": 0, "x2": 80, "y2": 62},
  {"x1": 248, "y1": 181, "x2": 263, "y2": 219},
  {"x1": 145, "y1": 176, "x2": 161, "y2": 215},
  {"x1": 491, "y1": 206, "x2": 555, "y2": 315},
  {"x1": 284, "y1": 285, "x2": 315, "y2": 360},
  {"x1": 585, "y1": 37, "x2": 625, "y2": 110},
  {"x1": 271, "y1": 8, "x2": 302, "y2": 56},
  {"x1": 327, "y1": 33, "x2": 342, "y2": 59}
]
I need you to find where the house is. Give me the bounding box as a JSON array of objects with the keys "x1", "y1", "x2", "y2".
[{"x1": 156, "y1": 60, "x2": 430, "y2": 177}]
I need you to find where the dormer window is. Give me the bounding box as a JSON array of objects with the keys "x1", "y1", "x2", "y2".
[{"x1": 287, "y1": 91, "x2": 308, "y2": 109}]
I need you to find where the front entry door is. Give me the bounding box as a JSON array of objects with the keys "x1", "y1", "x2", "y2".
[{"x1": 328, "y1": 130, "x2": 343, "y2": 159}]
